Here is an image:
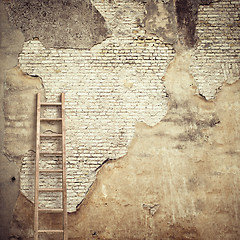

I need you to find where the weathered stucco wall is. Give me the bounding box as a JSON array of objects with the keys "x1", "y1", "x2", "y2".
[
  {"x1": 0, "y1": 1, "x2": 25, "y2": 238},
  {"x1": 0, "y1": 0, "x2": 239, "y2": 239}
]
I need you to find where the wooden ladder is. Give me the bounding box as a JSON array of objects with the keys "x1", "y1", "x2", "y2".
[{"x1": 35, "y1": 93, "x2": 68, "y2": 240}]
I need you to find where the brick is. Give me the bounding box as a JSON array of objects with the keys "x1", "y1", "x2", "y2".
[{"x1": 190, "y1": 0, "x2": 240, "y2": 100}]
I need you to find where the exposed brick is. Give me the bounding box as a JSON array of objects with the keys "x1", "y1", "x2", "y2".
[
  {"x1": 190, "y1": 0, "x2": 240, "y2": 100},
  {"x1": 19, "y1": 0, "x2": 175, "y2": 212}
]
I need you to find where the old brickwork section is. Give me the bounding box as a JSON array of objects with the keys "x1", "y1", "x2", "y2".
[
  {"x1": 190, "y1": 0, "x2": 240, "y2": 100},
  {"x1": 19, "y1": 0, "x2": 175, "y2": 212}
]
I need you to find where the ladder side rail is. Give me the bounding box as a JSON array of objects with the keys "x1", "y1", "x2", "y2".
[
  {"x1": 34, "y1": 93, "x2": 41, "y2": 240},
  {"x1": 61, "y1": 93, "x2": 68, "y2": 240}
]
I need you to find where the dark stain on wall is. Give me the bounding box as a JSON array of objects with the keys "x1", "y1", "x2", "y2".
[
  {"x1": 141, "y1": 0, "x2": 215, "y2": 48},
  {"x1": 143, "y1": 0, "x2": 178, "y2": 45},
  {"x1": 142, "y1": 0, "x2": 216, "y2": 48},
  {"x1": 175, "y1": 0, "x2": 213, "y2": 48},
  {"x1": 4, "y1": 0, "x2": 109, "y2": 49}
]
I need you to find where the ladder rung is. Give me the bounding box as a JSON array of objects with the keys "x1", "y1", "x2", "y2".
[
  {"x1": 35, "y1": 93, "x2": 67, "y2": 240},
  {"x1": 39, "y1": 169, "x2": 63, "y2": 173},
  {"x1": 38, "y1": 230, "x2": 64, "y2": 233},
  {"x1": 40, "y1": 151, "x2": 62, "y2": 155},
  {"x1": 40, "y1": 102, "x2": 62, "y2": 106},
  {"x1": 38, "y1": 208, "x2": 63, "y2": 213},
  {"x1": 39, "y1": 188, "x2": 63, "y2": 192},
  {"x1": 40, "y1": 118, "x2": 62, "y2": 121},
  {"x1": 40, "y1": 134, "x2": 62, "y2": 137}
]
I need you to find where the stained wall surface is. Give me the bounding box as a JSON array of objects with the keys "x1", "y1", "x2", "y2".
[
  {"x1": 0, "y1": 0, "x2": 239, "y2": 239},
  {"x1": 0, "y1": 1, "x2": 25, "y2": 238}
]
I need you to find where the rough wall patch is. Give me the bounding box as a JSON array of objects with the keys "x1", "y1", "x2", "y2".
[{"x1": 4, "y1": 0, "x2": 109, "y2": 49}]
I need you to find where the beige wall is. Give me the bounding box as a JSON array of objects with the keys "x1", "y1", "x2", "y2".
[{"x1": 1, "y1": 0, "x2": 239, "y2": 239}]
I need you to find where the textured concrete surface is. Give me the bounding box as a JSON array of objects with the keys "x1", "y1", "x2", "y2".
[
  {"x1": 144, "y1": 0, "x2": 216, "y2": 48},
  {"x1": 4, "y1": 67, "x2": 44, "y2": 159},
  {"x1": 1, "y1": 66, "x2": 44, "y2": 240},
  {"x1": 175, "y1": 0, "x2": 214, "y2": 48},
  {"x1": 4, "y1": 0, "x2": 109, "y2": 49}
]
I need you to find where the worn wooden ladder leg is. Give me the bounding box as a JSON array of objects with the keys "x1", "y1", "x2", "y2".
[
  {"x1": 61, "y1": 93, "x2": 68, "y2": 240},
  {"x1": 34, "y1": 93, "x2": 41, "y2": 240}
]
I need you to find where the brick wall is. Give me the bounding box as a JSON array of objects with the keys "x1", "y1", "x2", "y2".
[
  {"x1": 19, "y1": 0, "x2": 175, "y2": 212},
  {"x1": 19, "y1": 0, "x2": 240, "y2": 212},
  {"x1": 190, "y1": 0, "x2": 240, "y2": 100}
]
